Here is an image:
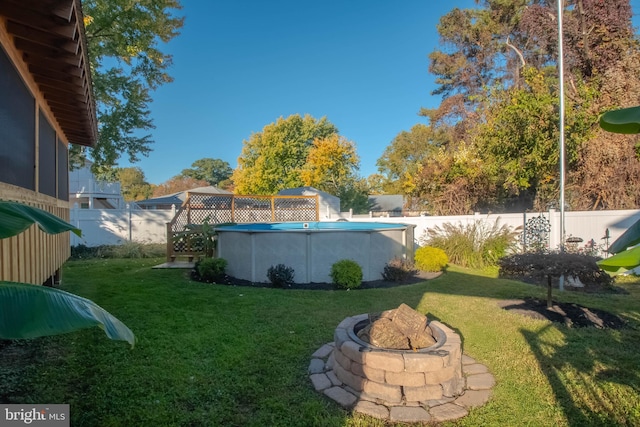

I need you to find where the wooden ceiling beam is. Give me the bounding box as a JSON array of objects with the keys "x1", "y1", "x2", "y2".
[
  {"x1": 0, "y1": 1, "x2": 77, "y2": 40},
  {"x1": 44, "y1": 91, "x2": 90, "y2": 106},
  {"x1": 35, "y1": 75, "x2": 88, "y2": 96},
  {"x1": 23, "y1": 53, "x2": 84, "y2": 79},
  {"x1": 15, "y1": 39, "x2": 82, "y2": 67},
  {"x1": 29, "y1": 64, "x2": 84, "y2": 87},
  {"x1": 6, "y1": 21, "x2": 79, "y2": 55}
]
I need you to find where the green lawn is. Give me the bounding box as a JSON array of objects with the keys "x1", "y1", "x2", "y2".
[{"x1": 2, "y1": 258, "x2": 639, "y2": 426}]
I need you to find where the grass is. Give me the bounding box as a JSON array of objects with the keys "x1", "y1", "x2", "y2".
[{"x1": 1, "y1": 259, "x2": 640, "y2": 426}]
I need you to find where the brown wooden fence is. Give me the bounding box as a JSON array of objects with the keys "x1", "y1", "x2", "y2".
[
  {"x1": 166, "y1": 192, "x2": 319, "y2": 261},
  {"x1": 0, "y1": 184, "x2": 70, "y2": 285}
]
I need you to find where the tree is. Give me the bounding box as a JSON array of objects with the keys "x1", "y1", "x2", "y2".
[
  {"x1": 71, "y1": 0, "x2": 184, "y2": 172},
  {"x1": 152, "y1": 176, "x2": 209, "y2": 197},
  {"x1": 232, "y1": 114, "x2": 339, "y2": 194},
  {"x1": 117, "y1": 167, "x2": 155, "y2": 201},
  {"x1": 476, "y1": 67, "x2": 596, "y2": 210},
  {"x1": 337, "y1": 178, "x2": 371, "y2": 214},
  {"x1": 376, "y1": 124, "x2": 446, "y2": 194},
  {"x1": 180, "y1": 158, "x2": 233, "y2": 186},
  {"x1": 410, "y1": 143, "x2": 495, "y2": 215},
  {"x1": 300, "y1": 135, "x2": 360, "y2": 194},
  {"x1": 409, "y1": 0, "x2": 640, "y2": 214}
]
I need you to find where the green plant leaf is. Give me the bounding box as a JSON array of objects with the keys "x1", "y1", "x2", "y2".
[
  {"x1": 608, "y1": 218, "x2": 640, "y2": 254},
  {"x1": 597, "y1": 246, "x2": 640, "y2": 274},
  {"x1": 599, "y1": 106, "x2": 640, "y2": 134},
  {"x1": 0, "y1": 281, "x2": 135, "y2": 347},
  {"x1": 0, "y1": 201, "x2": 82, "y2": 239}
]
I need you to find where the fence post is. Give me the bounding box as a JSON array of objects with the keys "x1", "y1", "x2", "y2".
[
  {"x1": 271, "y1": 196, "x2": 275, "y2": 222},
  {"x1": 548, "y1": 208, "x2": 560, "y2": 250},
  {"x1": 127, "y1": 203, "x2": 132, "y2": 241},
  {"x1": 166, "y1": 222, "x2": 173, "y2": 262},
  {"x1": 71, "y1": 203, "x2": 80, "y2": 246},
  {"x1": 522, "y1": 212, "x2": 527, "y2": 252}
]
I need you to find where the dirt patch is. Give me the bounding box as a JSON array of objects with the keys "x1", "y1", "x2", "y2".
[
  {"x1": 498, "y1": 298, "x2": 627, "y2": 329},
  {"x1": 194, "y1": 270, "x2": 440, "y2": 290}
]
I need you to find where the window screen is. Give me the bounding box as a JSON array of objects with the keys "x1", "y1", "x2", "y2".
[
  {"x1": 0, "y1": 46, "x2": 35, "y2": 189},
  {"x1": 57, "y1": 138, "x2": 69, "y2": 200},
  {"x1": 38, "y1": 110, "x2": 56, "y2": 197}
]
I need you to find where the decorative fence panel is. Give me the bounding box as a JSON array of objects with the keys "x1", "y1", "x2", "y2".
[{"x1": 166, "y1": 193, "x2": 320, "y2": 261}]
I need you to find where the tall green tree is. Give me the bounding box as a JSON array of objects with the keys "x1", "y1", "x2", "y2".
[
  {"x1": 180, "y1": 158, "x2": 233, "y2": 186},
  {"x1": 72, "y1": 0, "x2": 184, "y2": 173},
  {"x1": 232, "y1": 114, "x2": 339, "y2": 194},
  {"x1": 337, "y1": 178, "x2": 371, "y2": 214}
]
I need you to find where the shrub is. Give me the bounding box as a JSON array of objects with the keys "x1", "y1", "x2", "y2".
[
  {"x1": 194, "y1": 258, "x2": 228, "y2": 283},
  {"x1": 420, "y1": 219, "x2": 520, "y2": 269},
  {"x1": 414, "y1": 246, "x2": 449, "y2": 272},
  {"x1": 267, "y1": 264, "x2": 295, "y2": 288},
  {"x1": 110, "y1": 242, "x2": 166, "y2": 258},
  {"x1": 382, "y1": 258, "x2": 417, "y2": 282},
  {"x1": 70, "y1": 243, "x2": 165, "y2": 259},
  {"x1": 330, "y1": 259, "x2": 362, "y2": 289}
]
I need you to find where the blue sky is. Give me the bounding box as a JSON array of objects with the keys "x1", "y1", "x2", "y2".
[{"x1": 121, "y1": 0, "x2": 640, "y2": 185}]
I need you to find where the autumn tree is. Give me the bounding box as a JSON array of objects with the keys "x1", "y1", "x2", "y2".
[
  {"x1": 152, "y1": 176, "x2": 209, "y2": 197},
  {"x1": 409, "y1": 143, "x2": 495, "y2": 215},
  {"x1": 72, "y1": 0, "x2": 184, "y2": 174},
  {"x1": 117, "y1": 167, "x2": 155, "y2": 201},
  {"x1": 180, "y1": 158, "x2": 233, "y2": 186},
  {"x1": 232, "y1": 114, "x2": 339, "y2": 194},
  {"x1": 376, "y1": 124, "x2": 447, "y2": 194},
  {"x1": 402, "y1": 0, "x2": 640, "y2": 213},
  {"x1": 300, "y1": 135, "x2": 360, "y2": 194}
]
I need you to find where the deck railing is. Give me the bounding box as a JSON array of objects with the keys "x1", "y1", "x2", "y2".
[{"x1": 166, "y1": 192, "x2": 319, "y2": 261}]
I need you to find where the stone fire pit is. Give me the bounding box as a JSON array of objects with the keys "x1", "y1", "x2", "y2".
[{"x1": 308, "y1": 305, "x2": 496, "y2": 423}]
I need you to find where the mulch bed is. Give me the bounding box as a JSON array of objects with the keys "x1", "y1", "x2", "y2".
[
  {"x1": 193, "y1": 270, "x2": 440, "y2": 290},
  {"x1": 497, "y1": 297, "x2": 627, "y2": 329}
]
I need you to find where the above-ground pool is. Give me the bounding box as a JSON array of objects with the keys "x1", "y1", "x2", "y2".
[{"x1": 216, "y1": 221, "x2": 415, "y2": 284}]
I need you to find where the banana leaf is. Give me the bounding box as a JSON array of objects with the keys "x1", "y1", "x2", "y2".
[
  {"x1": 0, "y1": 281, "x2": 135, "y2": 347},
  {"x1": 0, "y1": 200, "x2": 81, "y2": 239},
  {"x1": 597, "y1": 246, "x2": 640, "y2": 275},
  {"x1": 599, "y1": 106, "x2": 640, "y2": 134},
  {"x1": 608, "y1": 218, "x2": 640, "y2": 254}
]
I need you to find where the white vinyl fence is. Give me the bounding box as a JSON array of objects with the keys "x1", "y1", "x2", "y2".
[
  {"x1": 70, "y1": 204, "x2": 175, "y2": 247},
  {"x1": 70, "y1": 204, "x2": 640, "y2": 254},
  {"x1": 345, "y1": 209, "x2": 640, "y2": 254}
]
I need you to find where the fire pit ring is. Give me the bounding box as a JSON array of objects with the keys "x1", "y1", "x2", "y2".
[
  {"x1": 308, "y1": 312, "x2": 497, "y2": 423},
  {"x1": 332, "y1": 313, "x2": 464, "y2": 407}
]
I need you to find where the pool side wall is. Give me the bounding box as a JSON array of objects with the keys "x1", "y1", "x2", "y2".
[{"x1": 217, "y1": 225, "x2": 413, "y2": 283}]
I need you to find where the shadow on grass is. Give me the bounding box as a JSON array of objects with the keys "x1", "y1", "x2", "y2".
[
  {"x1": 522, "y1": 324, "x2": 640, "y2": 427},
  {"x1": 423, "y1": 269, "x2": 640, "y2": 426}
]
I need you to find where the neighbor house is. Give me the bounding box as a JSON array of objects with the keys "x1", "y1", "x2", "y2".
[
  {"x1": 0, "y1": 0, "x2": 97, "y2": 285},
  {"x1": 70, "y1": 159, "x2": 126, "y2": 209}
]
